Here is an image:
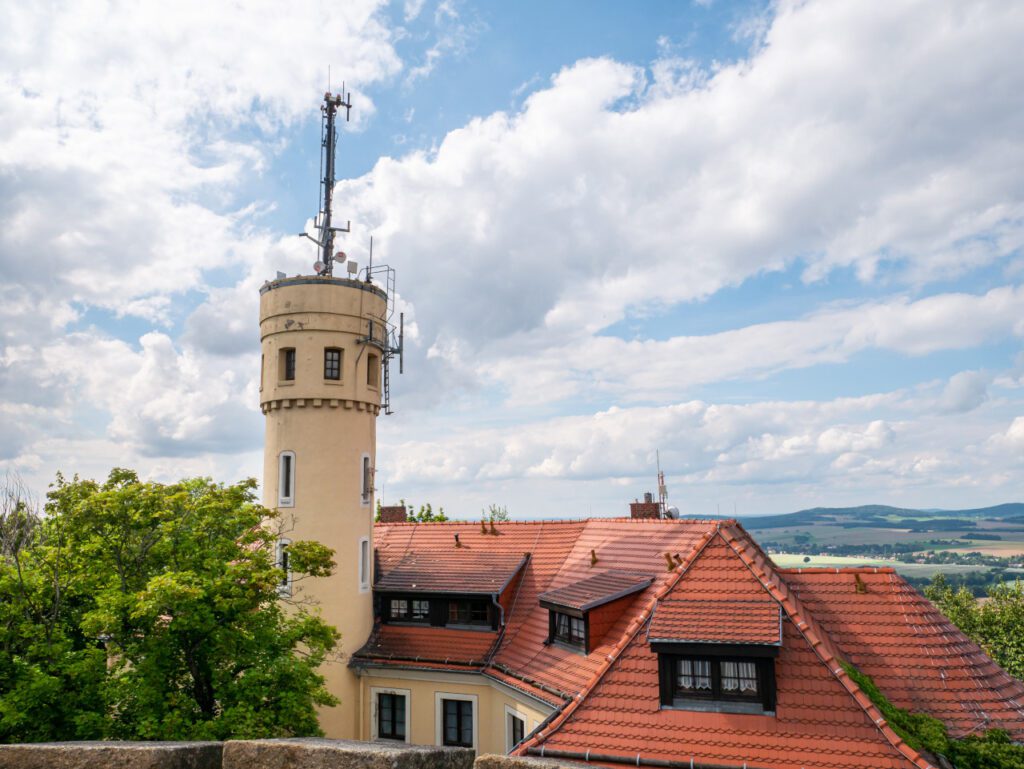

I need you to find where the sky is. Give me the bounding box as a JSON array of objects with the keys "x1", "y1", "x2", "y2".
[{"x1": 1, "y1": 0, "x2": 1022, "y2": 519}]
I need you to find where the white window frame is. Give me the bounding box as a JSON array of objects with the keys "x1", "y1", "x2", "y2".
[
  {"x1": 504, "y1": 703, "x2": 529, "y2": 753},
  {"x1": 359, "y1": 536, "x2": 371, "y2": 592},
  {"x1": 370, "y1": 686, "x2": 411, "y2": 743},
  {"x1": 276, "y1": 538, "x2": 292, "y2": 597},
  {"x1": 435, "y1": 691, "x2": 478, "y2": 751},
  {"x1": 278, "y1": 450, "x2": 296, "y2": 508},
  {"x1": 360, "y1": 452, "x2": 372, "y2": 507}
]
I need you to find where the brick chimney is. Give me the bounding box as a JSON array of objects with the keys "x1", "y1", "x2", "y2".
[
  {"x1": 630, "y1": 492, "x2": 661, "y2": 519},
  {"x1": 378, "y1": 505, "x2": 408, "y2": 523}
]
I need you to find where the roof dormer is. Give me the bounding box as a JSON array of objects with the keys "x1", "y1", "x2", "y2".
[{"x1": 539, "y1": 570, "x2": 653, "y2": 653}]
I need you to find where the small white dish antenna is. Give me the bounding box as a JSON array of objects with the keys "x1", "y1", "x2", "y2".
[
  {"x1": 334, "y1": 250, "x2": 347, "y2": 263},
  {"x1": 347, "y1": 261, "x2": 358, "y2": 275},
  {"x1": 314, "y1": 260, "x2": 325, "y2": 273}
]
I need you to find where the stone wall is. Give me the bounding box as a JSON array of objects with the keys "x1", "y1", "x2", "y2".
[{"x1": 0, "y1": 739, "x2": 476, "y2": 769}]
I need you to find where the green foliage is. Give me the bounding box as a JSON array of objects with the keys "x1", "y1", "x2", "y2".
[
  {"x1": 376, "y1": 499, "x2": 448, "y2": 523},
  {"x1": 842, "y1": 661, "x2": 1024, "y2": 768},
  {"x1": 483, "y1": 504, "x2": 510, "y2": 522},
  {"x1": 0, "y1": 469, "x2": 339, "y2": 742},
  {"x1": 926, "y1": 574, "x2": 1024, "y2": 679}
]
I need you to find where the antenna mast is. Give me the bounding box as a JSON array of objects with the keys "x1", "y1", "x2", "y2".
[{"x1": 304, "y1": 87, "x2": 352, "y2": 276}]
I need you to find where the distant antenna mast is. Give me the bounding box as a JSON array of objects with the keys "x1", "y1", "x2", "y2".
[
  {"x1": 657, "y1": 449, "x2": 668, "y2": 513},
  {"x1": 300, "y1": 86, "x2": 352, "y2": 276}
]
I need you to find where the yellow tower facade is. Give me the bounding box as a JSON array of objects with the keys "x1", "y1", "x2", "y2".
[{"x1": 259, "y1": 274, "x2": 388, "y2": 739}]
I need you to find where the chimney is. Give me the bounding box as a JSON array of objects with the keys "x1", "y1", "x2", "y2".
[
  {"x1": 378, "y1": 505, "x2": 407, "y2": 523},
  {"x1": 630, "y1": 494, "x2": 661, "y2": 519}
]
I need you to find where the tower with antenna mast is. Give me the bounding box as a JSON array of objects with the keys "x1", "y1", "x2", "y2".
[{"x1": 259, "y1": 88, "x2": 403, "y2": 738}]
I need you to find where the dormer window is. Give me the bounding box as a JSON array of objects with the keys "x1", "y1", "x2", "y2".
[
  {"x1": 552, "y1": 612, "x2": 586, "y2": 648},
  {"x1": 540, "y1": 570, "x2": 653, "y2": 654},
  {"x1": 649, "y1": 598, "x2": 782, "y2": 715}
]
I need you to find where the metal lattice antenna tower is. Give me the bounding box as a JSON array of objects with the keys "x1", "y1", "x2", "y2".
[{"x1": 300, "y1": 87, "x2": 352, "y2": 276}]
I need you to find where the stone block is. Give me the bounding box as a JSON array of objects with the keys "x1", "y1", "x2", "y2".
[
  {"x1": 475, "y1": 755, "x2": 582, "y2": 769},
  {"x1": 223, "y1": 738, "x2": 475, "y2": 769},
  {"x1": 0, "y1": 741, "x2": 222, "y2": 769}
]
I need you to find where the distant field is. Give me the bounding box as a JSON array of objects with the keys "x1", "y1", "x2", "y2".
[
  {"x1": 770, "y1": 553, "x2": 991, "y2": 579},
  {"x1": 944, "y1": 543, "x2": 1024, "y2": 557}
]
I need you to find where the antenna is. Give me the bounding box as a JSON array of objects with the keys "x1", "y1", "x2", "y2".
[
  {"x1": 299, "y1": 87, "x2": 353, "y2": 276},
  {"x1": 656, "y1": 449, "x2": 668, "y2": 516}
]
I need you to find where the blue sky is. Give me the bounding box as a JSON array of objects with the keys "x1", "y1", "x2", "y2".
[{"x1": 1, "y1": 0, "x2": 1022, "y2": 518}]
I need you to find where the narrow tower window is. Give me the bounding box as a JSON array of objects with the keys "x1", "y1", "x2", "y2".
[
  {"x1": 359, "y1": 537, "x2": 370, "y2": 591},
  {"x1": 276, "y1": 539, "x2": 291, "y2": 596},
  {"x1": 279, "y1": 451, "x2": 295, "y2": 507},
  {"x1": 280, "y1": 348, "x2": 296, "y2": 381},
  {"x1": 367, "y1": 353, "x2": 380, "y2": 388},
  {"x1": 361, "y1": 454, "x2": 372, "y2": 505},
  {"x1": 324, "y1": 348, "x2": 342, "y2": 380}
]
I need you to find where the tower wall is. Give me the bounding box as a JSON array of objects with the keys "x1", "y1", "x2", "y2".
[{"x1": 259, "y1": 275, "x2": 387, "y2": 739}]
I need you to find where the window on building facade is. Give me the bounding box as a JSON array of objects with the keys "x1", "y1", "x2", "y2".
[
  {"x1": 359, "y1": 537, "x2": 370, "y2": 591},
  {"x1": 551, "y1": 611, "x2": 586, "y2": 648},
  {"x1": 324, "y1": 348, "x2": 342, "y2": 380},
  {"x1": 280, "y1": 348, "x2": 296, "y2": 381},
  {"x1": 276, "y1": 540, "x2": 291, "y2": 596},
  {"x1": 377, "y1": 692, "x2": 406, "y2": 741},
  {"x1": 448, "y1": 599, "x2": 489, "y2": 626},
  {"x1": 361, "y1": 455, "x2": 372, "y2": 505},
  {"x1": 508, "y1": 712, "x2": 525, "y2": 751},
  {"x1": 442, "y1": 698, "x2": 474, "y2": 747},
  {"x1": 278, "y1": 451, "x2": 295, "y2": 507}
]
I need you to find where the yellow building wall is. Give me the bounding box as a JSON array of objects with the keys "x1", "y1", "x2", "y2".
[{"x1": 356, "y1": 670, "x2": 554, "y2": 755}]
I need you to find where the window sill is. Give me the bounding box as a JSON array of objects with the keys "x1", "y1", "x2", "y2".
[
  {"x1": 277, "y1": 380, "x2": 295, "y2": 386},
  {"x1": 664, "y1": 698, "x2": 772, "y2": 716},
  {"x1": 323, "y1": 379, "x2": 344, "y2": 385},
  {"x1": 278, "y1": 499, "x2": 295, "y2": 508}
]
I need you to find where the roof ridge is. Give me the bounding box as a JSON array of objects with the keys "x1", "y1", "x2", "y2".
[
  {"x1": 777, "y1": 566, "x2": 898, "y2": 574},
  {"x1": 374, "y1": 516, "x2": 730, "y2": 526},
  {"x1": 515, "y1": 523, "x2": 724, "y2": 756},
  {"x1": 720, "y1": 521, "x2": 937, "y2": 769}
]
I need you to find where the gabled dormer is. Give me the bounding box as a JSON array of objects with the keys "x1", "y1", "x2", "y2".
[
  {"x1": 539, "y1": 570, "x2": 653, "y2": 653},
  {"x1": 649, "y1": 598, "x2": 781, "y2": 714}
]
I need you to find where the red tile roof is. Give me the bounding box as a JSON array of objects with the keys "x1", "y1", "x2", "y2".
[
  {"x1": 353, "y1": 517, "x2": 1023, "y2": 769},
  {"x1": 374, "y1": 549, "x2": 528, "y2": 594},
  {"x1": 539, "y1": 570, "x2": 653, "y2": 612},
  {"x1": 783, "y1": 567, "x2": 1024, "y2": 740},
  {"x1": 647, "y1": 599, "x2": 782, "y2": 645}
]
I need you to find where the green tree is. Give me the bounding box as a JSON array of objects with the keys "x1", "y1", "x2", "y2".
[
  {"x1": 926, "y1": 574, "x2": 1024, "y2": 680},
  {"x1": 375, "y1": 499, "x2": 448, "y2": 523},
  {"x1": 0, "y1": 469, "x2": 339, "y2": 742},
  {"x1": 483, "y1": 504, "x2": 510, "y2": 522}
]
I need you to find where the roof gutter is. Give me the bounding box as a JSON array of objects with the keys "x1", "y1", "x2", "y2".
[{"x1": 526, "y1": 747, "x2": 770, "y2": 769}]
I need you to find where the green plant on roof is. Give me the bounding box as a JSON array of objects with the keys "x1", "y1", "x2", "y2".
[{"x1": 841, "y1": 661, "x2": 1024, "y2": 769}]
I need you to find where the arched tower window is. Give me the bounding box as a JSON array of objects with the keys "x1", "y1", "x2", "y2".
[
  {"x1": 359, "y1": 536, "x2": 370, "y2": 592},
  {"x1": 278, "y1": 450, "x2": 296, "y2": 507},
  {"x1": 276, "y1": 538, "x2": 292, "y2": 596},
  {"x1": 361, "y1": 453, "x2": 372, "y2": 506}
]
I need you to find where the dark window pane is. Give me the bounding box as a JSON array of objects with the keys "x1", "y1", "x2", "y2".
[
  {"x1": 324, "y1": 348, "x2": 341, "y2": 380},
  {"x1": 552, "y1": 612, "x2": 585, "y2": 648},
  {"x1": 443, "y1": 699, "x2": 473, "y2": 747},
  {"x1": 412, "y1": 600, "x2": 430, "y2": 620},
  {"x1": 282, "y1": 348, "x2": 296, "y2": 380}
]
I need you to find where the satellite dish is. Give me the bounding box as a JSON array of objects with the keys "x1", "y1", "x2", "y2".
[
  {"x1": 314, "y1": 261, "x2": 325, "y2": 274},
  {"x1": 334, "y1": 250, "x2": 347, "y2": 263},
  {"x1": 665, "y1": 506, "x2": 680, "y2": 520},
  {"x1": 347, "y1": 261, "x2": 358, "y2": 275}
]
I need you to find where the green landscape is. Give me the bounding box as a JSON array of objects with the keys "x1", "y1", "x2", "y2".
[{"x1": 742, "y1": 503, "x2": 1024, "y2": 594}]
